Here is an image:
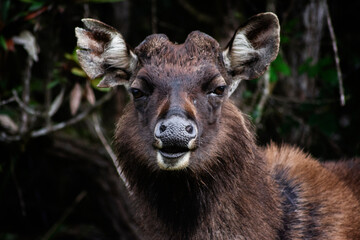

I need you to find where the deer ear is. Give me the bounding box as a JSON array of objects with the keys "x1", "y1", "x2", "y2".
[
  {"x1": 75, "y1": 18, "x2": 137, "y2": 88},
  {"x1": 223, "y1": 12, "x2": 280, "y2": 96}
]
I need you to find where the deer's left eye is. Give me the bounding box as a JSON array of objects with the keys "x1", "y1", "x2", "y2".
[
  {"x1": 130, "y1": 88, "x2": 146, "y2": 100},
  {"x1": 209, "y1": 86, "x2": 226, "y2": 96}
]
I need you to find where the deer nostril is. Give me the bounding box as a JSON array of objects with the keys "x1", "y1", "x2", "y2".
[
  {"x1": 160, "y1": 124, "x2": 167, "y2": 133},
  {"x1": 185, "y1": 125, "x2": 193, "y2": 134}
]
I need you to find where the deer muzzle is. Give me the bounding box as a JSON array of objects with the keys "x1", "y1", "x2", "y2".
[{"x1": 154, "y1": 115, "x2": 197, "y2": 170}]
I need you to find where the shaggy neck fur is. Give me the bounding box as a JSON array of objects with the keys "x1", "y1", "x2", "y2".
[{"x1": 115, "y1": 102, "x2": 282, "y2": 239}]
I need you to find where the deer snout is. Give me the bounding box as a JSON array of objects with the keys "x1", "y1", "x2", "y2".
[{"x1": 154, "y1": 116, "x2": 197, "y2": 170}]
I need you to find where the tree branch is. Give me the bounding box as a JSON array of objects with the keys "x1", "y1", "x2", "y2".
[
  {"x1": 19, "y1": 56, "x2": 33, "y2": 134},
  {"x1": 31, "y1": 90, "x2": 114, "y2": 138},
  {"x1": 92, "y1": 113, "x2": 129, "y2": 189},
  {"x1": 0, "y1": 96, "x2": 15, "y2": 106},
  {"x1": 12, "y1": 90, "x2": 43, "y2": 116},
  {"x1": 255, "y1": 70, "x2": 270, "y2": 125},
  {"x1": 0, "y1": 90, "x2": 115, "y2": 142},
  {"x1": 41, "y1": 191, "x2": 87, "y2": 240},
  {"x1": 325, "y1": 1, "x2": 345, "y2": 106}
]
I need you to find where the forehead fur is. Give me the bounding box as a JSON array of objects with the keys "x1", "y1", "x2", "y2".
[{"x1": 134, "y1": 31, "x2": 222, "y2": 66}]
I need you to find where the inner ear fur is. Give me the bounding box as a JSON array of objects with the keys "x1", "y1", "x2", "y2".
[
  {"x1": 75, "y1": 18, "x2": 137, "y2": 88},
  {"x1": 223, "y1": 12, "x2": 280, "y2": 82}
]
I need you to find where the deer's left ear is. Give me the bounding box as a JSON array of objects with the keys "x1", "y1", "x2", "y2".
[
  {"x1": 75, "y1": 18, "x2": 138, "y2": 88},
  {"x1": 223, "y1": 12, "x2": 280, "y2": 96}
]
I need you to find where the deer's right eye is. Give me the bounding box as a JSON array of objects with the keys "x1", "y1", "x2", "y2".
[{"x1": 130, "y1": 88, "x2": 146, "y2": 100}]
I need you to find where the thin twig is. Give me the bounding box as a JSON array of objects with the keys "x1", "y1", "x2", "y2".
[
  {"x1": 325, "y1": 1, "x2": 345, "y2": 106},
  {"x1": 11, "y1": 158, "x2": 26, "y2": 217},
  {"x1": 49, "y1": 86, "x2": 65, "y2": 117},
  {"x1": 41, "y1": 191, "x2": 87, "y2": 240},
  {"x1": 31, "y1": 90, "x2": 114, "y2": 138},
  {"x1": 255, "y1": 70, "x2": 270, "y2": 125},
  {"x1": 177, "y1": 0, "x2": 213, "y2": 23},
  {"x1": 44, "y1": 76, "x2": 52, "y2": 128},
  {"x1": 20, "y1": 56, "x2": 33, "y2": 134},
  {"x1": 12, "y1": 90, "x2": 43, "y2": 116},
  {"x1": 151, "y1": 0, "x2": 158, "y2": 34},
  {"x1": 92, "y1": 113, "x2": 129, "y2": 189},
  {"x1": 0, "y1": 96, "x2": 15, "y2": 106}
]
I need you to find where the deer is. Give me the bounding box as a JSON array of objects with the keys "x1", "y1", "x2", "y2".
[{"x1": 75, "y1": 12, "x2": 360, "y2": 239}]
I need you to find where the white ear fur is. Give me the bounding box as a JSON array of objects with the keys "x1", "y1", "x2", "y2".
[
  {"x1": 223, "y1": 32, "x2": 258, "y2": 70},
  {"x1": 102, "y1": 34, "x2": 138, "y2": 73},
  {"x1": 223, "y1": 32, "x2": 257, "y2": 97}
]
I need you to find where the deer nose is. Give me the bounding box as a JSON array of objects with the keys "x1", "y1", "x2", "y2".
[{"x1": 154, "y1": 116, "x2": 197, "y2": 151}]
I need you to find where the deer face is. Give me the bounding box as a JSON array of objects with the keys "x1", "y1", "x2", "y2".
[{"x1": 75, "y1": 13, "x2": 280, "y2": 170}]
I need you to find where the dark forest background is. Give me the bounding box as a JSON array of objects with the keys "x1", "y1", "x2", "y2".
[{"x1": 1, "y1": 0, "x2": 360, "y2": 239}]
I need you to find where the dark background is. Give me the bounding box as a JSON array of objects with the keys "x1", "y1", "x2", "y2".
[{"x1": 1, "y1": 0, "x2": 359, "y2": 239}]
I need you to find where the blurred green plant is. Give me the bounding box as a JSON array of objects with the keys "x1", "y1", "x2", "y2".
[{"x1": 270, "y1": 54, "x2": 291, "y2": 83}]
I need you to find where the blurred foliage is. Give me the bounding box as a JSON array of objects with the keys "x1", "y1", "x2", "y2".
[{"x1": 1, "y1": 0, "x2": 360, "y2": 239}]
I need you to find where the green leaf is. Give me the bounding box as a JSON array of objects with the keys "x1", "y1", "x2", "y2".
[
  {"x1": 91, "y1": 78, "x2": 110, "y2": 92},
  {"x1": 320, "y1": 69, "x2": 338, "y2": 87},
  {"x1": 242, "y1": 90, "x2": 253, "y2": 99},
  {"x1": 47, "y1": 79, "x2": 60, "y2": 89},
  {"x1": 0, "y1": 36, "x2": 7, "y2": 50},
  {"x1": 71, "y1": 67, "x2": 87, "y2": 78},
  {"x1": 270, "y1": 55, "x2": 291, "y2": 83},
  {"x1": 65, "y1": 49, "x2": 80, "y2": 64},
  {"x1": 251, "y1": 107, "x2": 261, "y2": 121},
  {"x1": 65, "y1": 53, "x2": 75, "y2": 61},
  {"x1": 1, "y1": 0, "x2": 11, "y2": 21},
  {"x1": 308, "y1": 112, "x2": 337, "y2": 137},
  {"x1": 274, "y1": 55, "x2": 291, "y2": 76},
  {"x1": 269, "y1": 65, "x2": 278, "y2": 83},
  {"x1": 28, "y1": 2, "x2": 45, "y2": 11}
]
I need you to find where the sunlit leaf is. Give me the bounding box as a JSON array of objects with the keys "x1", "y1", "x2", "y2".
[
  {"x1": 12, "y1": 31, "x2": 39, "y2": 61},
  {"x1": 64, "y1": 53, "x2": 74, "y2": 61},
  {"x1": 49, "y1": 87, "x2": 65, "y2": 117},
  {"x1": 0, "y1": 114, "x2": 18, "y2": 134},
  {"x1": 85, "y1": 81, "x2": 96, "y2": 105},
  {"x1": 65, "y1": 50, "x2": 80, "y2": 64},
  {"x1": 70, "y1": 83, "x2": 83, "y2": 115},
  {"x1": 91, "y1": 78, "x2": 110, "y2": 92},
  {"x1": 71, "y1": 67, "x2": 87, "y2": 78}
]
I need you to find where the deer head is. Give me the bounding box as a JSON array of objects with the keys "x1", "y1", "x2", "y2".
[{"x1": 75, "y1": 12, "x2": 280, "y2": 171}]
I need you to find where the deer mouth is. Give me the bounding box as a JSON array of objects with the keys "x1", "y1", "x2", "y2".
[
  {"x1": 159, "y1": 146, "x2": 189, "y2": 159},
  {"x1": 155, "y1": 145, "x2": 191, "y2": 170}
]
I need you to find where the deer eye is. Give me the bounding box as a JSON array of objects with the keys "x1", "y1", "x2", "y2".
[
  {"x1": 210, "y1": 86, "x2": 226, "y2": 96},
  {"x1": 130, "y1": 88, "x2": 146, "y2": 100}
]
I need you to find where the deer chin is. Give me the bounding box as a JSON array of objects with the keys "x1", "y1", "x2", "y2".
[{"x1": 156, "y1": 150, "x2": 191, "y2": 170}]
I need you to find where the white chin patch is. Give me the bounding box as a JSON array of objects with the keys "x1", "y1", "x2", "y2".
[{"x1": 157, "y1": 151, "x2": 191, "y2": 170}]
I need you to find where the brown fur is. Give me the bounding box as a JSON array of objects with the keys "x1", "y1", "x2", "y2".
[
  {"x1": 266, "y1": 145, "x2": 360, "y2": 239},
  {"x1": 76, "y1": 13, "x2": 360, "y2": 239}
]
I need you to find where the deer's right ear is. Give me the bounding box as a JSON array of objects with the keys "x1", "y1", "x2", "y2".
[
  {"x1": 75, "y1": 18, "x2": 137, "y2": 88},
  {"x1": 222, "y1": 13, "x2": 280, "y2": 96}
]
